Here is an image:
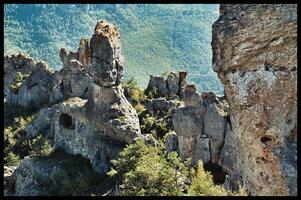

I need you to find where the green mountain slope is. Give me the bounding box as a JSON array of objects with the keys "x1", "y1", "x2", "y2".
[{"x1": 4, "y1": 4, "x2": 223, "y2": 94}]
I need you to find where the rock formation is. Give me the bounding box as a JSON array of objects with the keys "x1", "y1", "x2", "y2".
[
  {"x1": 9, "y1": 21, "x2": 141, "y2": 195},
  {"x1": 172, "y1": 80, "x2": 229, "y2": 165},
  {"x1": 212, "y1": 4, "x2": 297, "y2": 196},
  {"x1": 145, "y1": 71, "x2": 187, "y2": 99}
]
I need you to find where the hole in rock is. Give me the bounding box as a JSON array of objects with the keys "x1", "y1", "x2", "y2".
[
  {"x1": 203, "y1": 162, "x2": 227, "y2": 185},
  {"x1": 59, "y1": 113, "x2": 74, "y2": 130},
  {"x1": 260, "y1": 135, "x2": 274, "y2": 144}
]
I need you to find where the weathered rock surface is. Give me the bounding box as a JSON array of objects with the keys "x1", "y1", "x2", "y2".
[
  {"x1": 172, "y1": 81, "x2": 229, "y2": 165},
  {"x1": 145, "y1": 75, "x2": 168, "y2": 97},
  {"x1": 51, "y1": 21, "x2": 141, "y2": 173},
  {"x1": 49, "y1": 59, "x2": 92, "y2": 104},
  {"x1": 89, "y1": 21, "x2": 124, "y2": 86},
  {"x1": 164, "y1": 131, "x2": 179, "y2": 153},
  {"x1": 84, "y1": 83, "x2": 141, "y2": 144},
  {"x1": 8, "y1": 62, "x2": 54, "y2": 109},
  {"x1": 10, "y1": 20, "x2": 141, "y2": 195},
  {"x1": 4, "y1": 53, "x2": 37, "y2": 101},
  {"x1": 11, "y1": 152, "x2": 111, "y2": 196},
  {"x1": 212, "y1": 4, "x2": 297, "y2": 196},
  {"x1": 25, "y1": 104, "x2": 59, "y2": 139},
  {"x1": 145, "y1": 71, "x2": 187, "y2": 99},
  {"x1": 53, "y1": 97, "x2": 125, "y2": 173}
]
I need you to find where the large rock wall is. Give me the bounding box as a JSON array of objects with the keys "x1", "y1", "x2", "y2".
[{"x1": 212, "y1": 4, "x2": 297, "y2": 195}]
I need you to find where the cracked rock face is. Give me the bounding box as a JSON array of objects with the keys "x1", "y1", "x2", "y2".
[
  {"x1": 51, "y1": 21, "x2": 141, "y2": 173},
  {"x1": 145, "y1": 72, "x2": 187, "y2": 99},
  {"x1": 172, "y1": 85, "x2": 228, "y2": 164},
  {"x1": 212, "y1": 4, "x2": 297, "y2": 196},
  {"x1": 4, "y1": 53, "x2": 37, "y2": 101},
  {"x1": 6, "y1": 61, "x2": 54, "y2": 109},
  {"x1": 89, "y1": 21, "x2": 124, "y2": 87}
]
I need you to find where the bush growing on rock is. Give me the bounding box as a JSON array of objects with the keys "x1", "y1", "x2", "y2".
[
  {"x1": 107, "y1": 138, "x2": 243, "y2": 196},
  {"x1": 5, "y1": 152, "x2": 21, "y2": 166},
  {"x1": 122, "y1": 77, "x2": 147, "y2": 104},
  {"x1": 188, "y1": 161, "x2": 247, "y2": 196},
  {"x1": 107, "y1": 139, "x2": 189, "y2": 196}
]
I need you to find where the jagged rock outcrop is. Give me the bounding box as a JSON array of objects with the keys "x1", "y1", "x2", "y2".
[
  {"x1": 9, "y1": 20, "x2": 141, "y2": 195},
  {"x1": 145, "y1": 71, "x2": 187, "y2": 99},
  {"x1": 172, "y1": 80, "x2": 228, "y2": 164},
  {"x1": 4, "y1": 53, "x2": 36, "y2": 104},
  {"x1": 11, "y1": 152, "x2": 111, "y2": 196},
  {"x1": 144, "y1": 98, "x2": 177, "y2": 114},
  {"x1": 49, "y1": 59, "x2": 92, "y2": 104},
  {"x1": 212, "y1": 4, "x2": 297, "y2": 196},
  {"x1": 89, "y1": 21, "x2": 124, "y2": 86},
  {"x1": 8, "y1": 62, "x2": 54, "y2": 109},
  {"x1": 164, "y1": 131, "x2": 179, "y2": 153},
  {"x1": 51, "y1": 21, "x2": 141, "y2": 173}
]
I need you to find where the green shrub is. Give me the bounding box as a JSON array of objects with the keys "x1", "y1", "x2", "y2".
[
  {"x1": 5, "y1": 152, "x2": 21, "y2": 166},
  {"x1": 108, "y1": 139, "x2": 188, "y2": 196},
  {"x1": 122, "y1": 77, "x2": 147, "y2": 104},
  {"x1": 134, "y1": 103, "x2": 145, "y2": 114},
  {"x1": 187, "y1": 161, "x2": 247, "y2": 196},
  {"x1": 9, "y1": 72, "x2": 29, "y2": 94},
  {"x1": 108, "y1": 139, "x2": 246, "y2": 196}
]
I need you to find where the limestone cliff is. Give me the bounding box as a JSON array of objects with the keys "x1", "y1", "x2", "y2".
[{"x1": 212, "y1": 4, "x2": 297, "y2": 195}]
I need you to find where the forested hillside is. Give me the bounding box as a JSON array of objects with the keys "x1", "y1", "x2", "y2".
[{"x1": 4, "y1": 4, "x2": 223, "y2": 94}]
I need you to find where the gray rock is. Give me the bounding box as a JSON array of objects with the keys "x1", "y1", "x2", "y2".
[
  {"x1": 184, "y1": 85, "x2": 203, "y2": 108},
  {"x1": 7, "y1": 61, "x2": 53, "y2": 110},
  {"x1": 203, "y1": 103, "x2": 226, "y2": 163},
  {"x1": 89, "y1": 21, "x2": 124, "y2": 87},
  {"x1": 4, "y1": 53, "x2": 36, "y2": 102},
  {"x1": 85, "y1": 84, "x2": 141, "y2": 144},
  {"x1": 195, "y1": 136, "x2": 211, "y2": 163},
  {"x1": 145, "y1": 75, "x2": 168, "y2": 97},
  {"x1": 166, "y1": 72, "x2": 180, "y2": 94},
  {"x1": 223, "y1": 170, "x2": 243, "y2": 192},
  {"x1": 164, "y1": 131, "x2": 178, "y2": 153},
  {"x1": 135, "y1": 134, "x2": 159, "y2": 146},
  {"x1": 178, "y1": 71, "x2": 187, "y2": 99},
  {"x1": 25, "y1": 104, "x2": 59, "y2": 139},
  {"x1": 218, "y1": 123, "x2": 237, "y2": 172},
  {"x1": 172, "y1": 107, "x2": 204, "y2": 160}
]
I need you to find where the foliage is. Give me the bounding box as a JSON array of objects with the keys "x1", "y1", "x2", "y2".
[
  {"x1": 188, "y1": 161, "x2": 247, "y2": 196},
  {"x1": 122, "y1": 77, "x2": 147, "y2": 103},
  {"x1": 5, "y1": 152, "x2": 21, "y2": 166},
  {"x1": 134, "y1": 103, "x2": 145, "y2": 114},
  {"x1": 4, "y1": 4, "x2": 224, "y2": 94},
  {"x1": 108, "y1": 139, "x2": 246, "y2": 196},
  {"x1": 3, "y1": 103, "x2": 50, "y2": 165},
  {"x1": 107, "y1": 139, "x2": 190, "y2": 196},
  {"x1": 9, "y1": 71, "x2": 29, "y2": 94},
  {"x1": 188, "y1": 161, "x2": 227, "y2": 196}
]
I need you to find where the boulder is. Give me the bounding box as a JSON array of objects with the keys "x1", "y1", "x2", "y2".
[
  {"x1": 166, "y1": 72, "x2": 180, "y2": 94},
  {"x1": 145, "y1": 75, "x2": 168, "y2": 97},
  {"x1": 164, "y1": 131, "x2": 178, "y2": 153}
]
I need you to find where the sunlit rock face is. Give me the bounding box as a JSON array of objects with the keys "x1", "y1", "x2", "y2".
[
  {"x1": 89, "y1": 21, "x2": 124, "y2": 87},
  {"x1": 212, "y1": 4, "x2": 297, "y2": 196},
  {"x1": 52, "y1": 21, "x2": 141, "y2": 173}
]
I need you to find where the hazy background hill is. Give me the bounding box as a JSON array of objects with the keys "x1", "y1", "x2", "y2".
[{"x1": 4, "y1": 4, "x2": 223, "y2": 94}]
